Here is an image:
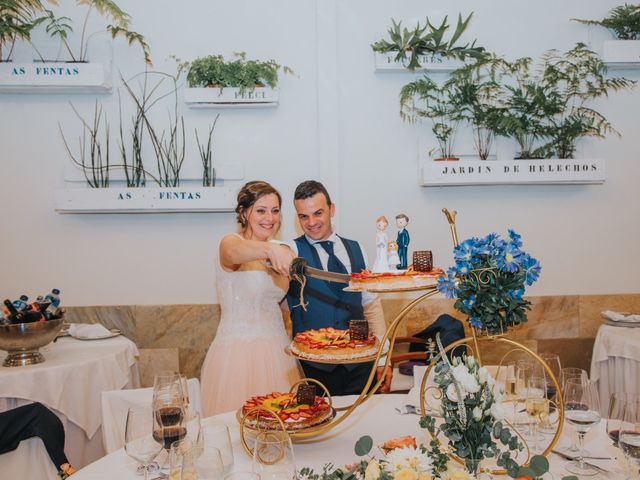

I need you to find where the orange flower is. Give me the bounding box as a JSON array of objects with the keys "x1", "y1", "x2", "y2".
[{"x1": 382, "y1": 436, "x2": 417, "y2": 453}]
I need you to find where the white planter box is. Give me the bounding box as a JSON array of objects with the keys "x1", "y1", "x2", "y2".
[
  {"x1": 603, "y1": 40, "x2": 640, "y2": 69},
  {"x1": 420, "y1": 158, "x2": 605, "y2": 186},
  {"x1": 374, "y1": 52, "x2": 465, "y2": 72},
  {"x1": 0, "y1": 62, "x2": 111, "y2": 93},
  {"x1": 55, "y1": 186, "x2": 236, "y2": 214},
  {"x1": 183, "y1": 87, "x2": 279, "y2": 108}
]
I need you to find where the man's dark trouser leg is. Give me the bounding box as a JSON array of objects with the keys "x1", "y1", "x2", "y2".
[{"x1": 0, "y1": 402, "x2": 69, "y2": 469}]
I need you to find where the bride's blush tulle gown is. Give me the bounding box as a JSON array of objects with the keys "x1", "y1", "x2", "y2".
[{"x1": 201, "y1": 239, "x2": 302, "y2": 416}]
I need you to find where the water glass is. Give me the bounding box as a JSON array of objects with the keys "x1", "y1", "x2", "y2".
[
  {"x1": 563, "y1": 379, "x2": 601, "y2": 476},
  {"x1": 252, "y1": 431, "x2": 296, "y2": 480},
  {"x1": 124, "y1": 407, "x2": 163, "y2": 480},
  {"x1": 619, "y1": 395, "x2": 640, "y2": 479},
  {"x1": 201, "y1": 424, "x2": 234, "y2": 472}
]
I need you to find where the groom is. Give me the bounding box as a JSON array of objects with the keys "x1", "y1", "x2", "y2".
[{"x1": 286, "y1": 180, "x2": 391, "y2": 395}]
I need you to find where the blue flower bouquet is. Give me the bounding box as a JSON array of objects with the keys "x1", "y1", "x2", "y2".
[{"x1": 437, "y1": 230, "x2": 541, "y2": 334}]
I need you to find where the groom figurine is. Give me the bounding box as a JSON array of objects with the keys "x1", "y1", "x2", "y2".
[
  {"x1": 395, "y1": 213, "x2": 410, "y2": 270},
  {"x1": 286, "y1": 180, "x2": 391, "y2": 395}
]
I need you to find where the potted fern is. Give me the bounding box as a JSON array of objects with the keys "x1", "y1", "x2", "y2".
[
  {"x1": 178, "y1": 52, "x2": 293, "y2": 108},
  {"x1": 371, "y1": 13, "x2": 485, "y2": 72},
  {"x1": 572, "y1": 4, "x2": 640, "y2": 68},
  {"x1": 400, "y1": 76, "x2": 465, "y2": 161},
  {"x1": 0, "y1": 0, "x2": 150, "y2": 93}
]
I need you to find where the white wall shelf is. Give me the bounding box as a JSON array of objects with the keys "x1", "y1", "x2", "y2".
[
  {"x1": 55, "y1": 186, "x2": 236, "y2": 214},
  {"x1": 420, "y1": 158, "x2": 606, "y2": 186},
  {"x1": 183, "y1": 87, "x2": 278, "y2": 108},
  {"x1": 0, "y1": 62, "x2": 111, "y2": 93},
  {"x1": 603, "y1": 40, "x2": 640, "y2": 69},
  {"x1": 373, "y1": 52, "x2": 465, "y2": 73}
]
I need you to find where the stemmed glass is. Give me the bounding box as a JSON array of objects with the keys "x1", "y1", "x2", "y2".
[
  {"x1": 252, "y1": 431, "x2": 296, "y2": 480},
  {"x1": 563, "y1": 379, "x2": 602, "y2": 476},
  {"x1": 514, "y1": 360, "x2": 533, "y2": 428},
  {"x1": 525, "y1": 375, "x2": 548, "y2": 452},
  {"x1": 619, "y1": 395, "x2": 640, "y2": 479},
  {"x1": 607, "y1": 392, "x2": 632, "y2": 447},
  {"x1": 124, "y1": 407, "x2": 163, "y2": 480},
  {"x1": 558, "y1": 367, "x2": 588, "y2": 454},
  {"x1": 539, "y1": 353, "x2": 562, "y2": 434}
]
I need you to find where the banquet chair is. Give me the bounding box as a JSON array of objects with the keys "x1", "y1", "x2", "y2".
[
  {"x1": 388, "y1": 336, "x2": 429, "y2": 393},
  {"x1": 100, "y1": 377, "x2": 203, "y2": 453}
]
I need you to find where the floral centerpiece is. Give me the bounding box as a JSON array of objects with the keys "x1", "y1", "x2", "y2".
[
  {"x1": 437, "y1": 230, "x2": 541, "y2": 333},
  {"x1": 423, "y1": 353, "x2": 521, "y2": 476},
  {"x1": 300, "y1": 352, "x2": 524, "y2": 479}
]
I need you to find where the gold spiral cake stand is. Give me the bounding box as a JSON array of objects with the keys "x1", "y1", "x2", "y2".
[{"x1": 238, "y1": 208, "x2": 564, "y2": 475}]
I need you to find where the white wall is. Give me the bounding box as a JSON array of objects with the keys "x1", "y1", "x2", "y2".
[{"x1": 1, "y1": 0, "x2": 638, "y2": 306}]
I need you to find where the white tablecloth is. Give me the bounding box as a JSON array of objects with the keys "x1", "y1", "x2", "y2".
[
  {"x1": 590, "y1": 324, "x2": 640, "y2": 415},
  {"x1": 73, "y1": 394, "x2": 626, "y2": 480},
  {"x1": 0, "y1": 335, "x2": 140, "y2": 475}
]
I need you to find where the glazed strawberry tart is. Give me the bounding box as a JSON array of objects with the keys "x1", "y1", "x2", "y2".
[
  {"x1": 241, "y1": 391, "x2": 332, "y2": 430},
  {"x1": 290, "y1": 326, "x2": 380, "y2": 361},
  {"x1": 349, "y1": 267, "x2": 445, "y2": 291}
]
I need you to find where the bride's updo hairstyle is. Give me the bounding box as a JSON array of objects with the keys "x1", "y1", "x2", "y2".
[{"x1": 235, "y1": 181, "x2": 282, "y2": 228}]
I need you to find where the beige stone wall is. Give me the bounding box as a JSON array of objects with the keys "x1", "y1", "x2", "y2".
[{"x1": 65, "y1": 293, "x2": 640, "y2": 386}]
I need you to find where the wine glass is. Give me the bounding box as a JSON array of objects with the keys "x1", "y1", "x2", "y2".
[
  {"x1": 619, "y1": 395, "x2": 640, "y2": 479},
  {"x1": 514, "y1": 360, "x2": 533, "y2": 427},
  {"x1": 560, "y1": 367, "x2": 588, "y2": 391},
  {"x1": 504, "y1": 362, "x2": 518, "y2": 422},
  {"x1": 559, "y1": 367, "x2": 588, "y2": 454},
  {"x1": 607, "y1": 392, "x2": 632, "y2": 447},
  {"x1": 525, "y1": 375, "x2": 548, "y2": 452},
  {"x1": 124, "y1": 407, "x2": 163, "y2": 480},
  {"x1": 201, "y1": 424, "x2": 234, "y2": 473},
  {"x1": 539, "y1": 353, "x2": 561, "y2": 433},
  {"x1": 563, "y1": 379, "x2": 601, "y2": 476},
  {"x1": 252, "y1": 431, "x2": 296, "y2": 480},
  {"x1": 153, "y1": 398, "x2": 188, "y2": 455}
]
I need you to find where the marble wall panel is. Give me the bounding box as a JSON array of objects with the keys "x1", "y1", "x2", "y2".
[
  {"x1": 538, "y1": 338, "x2": 595, "y2": 374},
  {"x1": 578, "y1": 294, "x2": 640, "y2": 337},
  {"x1": 134, "y1": 304, "x2": 220, "y2": 350},
  {"x1": 515, "y1": 295, "x2": 580, "y2": 340},
  {"x1": 138, "y1": 348, "x2": 180, "y2": 387}
]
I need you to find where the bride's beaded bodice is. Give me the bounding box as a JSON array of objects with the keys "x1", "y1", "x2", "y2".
[{"x1": 214, "y1": 241, "x2": 289, "y2": 343}]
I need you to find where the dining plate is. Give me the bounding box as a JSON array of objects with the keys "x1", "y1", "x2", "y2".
[{"x1": 72, "y1": 329, "x2": 122, "y2": 340}]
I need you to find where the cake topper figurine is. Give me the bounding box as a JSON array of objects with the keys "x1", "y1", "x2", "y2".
[
  {"x1": 395, "y1": 213, "x2": 410, "y2": 270},
  {"x1": 372, "y1": 215, "x2": 390, "y2": 272},
  {"x1": 387, "y1": 241, "x2": 400, "y2": 271}
]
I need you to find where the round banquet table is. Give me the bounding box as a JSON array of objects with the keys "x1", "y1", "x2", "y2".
[
  {"x1": 73, "y1": 394, "x2": 627, "y2": 480},
  {"x1": 0, "y1": 335, "x2": 140, "y2": 475},
  {"x1": 591, "y1": 323, "x2": 640, "y2": 416}
]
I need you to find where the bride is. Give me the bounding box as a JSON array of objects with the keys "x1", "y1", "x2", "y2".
[{"x1": 201, "y1": 181, "x2": 302, "y2": 416}]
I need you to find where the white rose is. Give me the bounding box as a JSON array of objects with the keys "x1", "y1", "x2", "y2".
[
  {"x1": 446, "y1": 383, "x2": 467, "y2": 402},
  {"x1": 490, "y1": 402, "x2": 504, "y2": 421},
  {"x1": 472, "y1": 406, "x2": 483, "y2": 421},
  {"x1": 465, "y1": 356, "x2": 476, "y2": 369},
  {"x1": 477, "y1": 367, "x2": 488, "y2": 385},
  {"x1": 460, "y1": 373, "x2": 480, "y2": 394},
  {"x1": 365, "y1": 460, "x2": 381, "y2": 480}
]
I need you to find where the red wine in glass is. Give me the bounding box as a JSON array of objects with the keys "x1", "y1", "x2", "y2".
[
  {"x1": 565, "y1": 401, "x2": 588, "y2": 411},
  {"x1": 153, "y1": 426, "x2": 187, "y2": 450},
  {"x1": 155, "y1": 406, "x2": 184, "y2": 427},
  {"x1": 608, "y1": 429, "x2": 620, "y2": 446}
]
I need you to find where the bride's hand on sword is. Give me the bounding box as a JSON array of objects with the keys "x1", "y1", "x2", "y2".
[{"x1": 267, "y1": 243, "x2": 296, "y2": 277}]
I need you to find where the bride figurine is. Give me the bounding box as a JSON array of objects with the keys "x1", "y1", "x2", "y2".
[
  {"x1": 387, "y1": 241, "x2": 401, "y2": 271},
  {"x1": 372, "y1": 216, "x2": 390, "y2": 272}
]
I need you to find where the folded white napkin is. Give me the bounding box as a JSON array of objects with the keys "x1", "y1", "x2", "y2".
[
  {"x1": 602, "y1": 310, "x2": 640, "y2": 323},
  {"x1": 68, "y1": 323, "x2": 113, "y2": 339},
  {"x1": 396, "y1": 365, "x2": 442, "y2": 415}
]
